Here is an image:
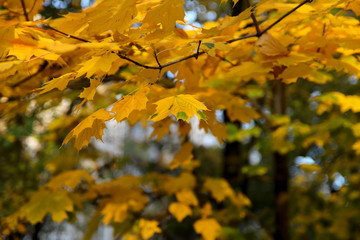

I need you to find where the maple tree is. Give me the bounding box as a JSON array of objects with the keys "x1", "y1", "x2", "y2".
[{"x1": 2, "y1": 0, "x2": 360, "y2": 239}]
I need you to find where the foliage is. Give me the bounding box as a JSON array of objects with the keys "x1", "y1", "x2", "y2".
[{"x1": 1, "y1": 0, "x2": 360, "y2": 239}]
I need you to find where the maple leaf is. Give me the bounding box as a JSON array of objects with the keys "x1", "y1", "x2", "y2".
[
  {"x1": 169, "y1": 202, "x2": 192, "y2": 222},
  {"x1": 76, "y1": 52, "x2": 120, "y2": 78},
  {"x1": 169, "y1": 141, "x2": 198, "y2": 170},
  {"x1": 102, "y1": 202, "x2": 129, "y2": 224},
  {"x1": 162, "y1": 172, "x2": 196, "y2": 195},
  {"x1": 150, "y1": 117, "x2": 173, "y2": 141},
  {"x1": 112, "y1": 87, "x2": 149, "y2": 122},
  {"x1": 150, "y1": 94, "x2": 208, "y2": 122},
  {"x1": 352, "y1": 140, "x2": 360, "y2": 155},
  {"x1": 46, "y1": 170, "x2": 94, "y2": 190},
  {"x1": 176, "y1": 190, "x2": 199, "y2": 206},
  {"x1": 62, "y1": 108, "x2": 112, "y2": 150},
  {"x1": 86, "y1": 0, "x2": 137, "y2": 34},
  {"x1": 101, "y1": 190, "x2": 149, "y2": 224},
  {"x1": 79, "y1": 78, "x2": 101, "y2": 101},
  {"x1": 194, "y1": 218, "x2": 222, "y2": 240},
  {"x1": 139, "y1": 219, "x2": 161, "y2": 240},
  {"x1": 142, "y1": 0, "x2": 185, "y2": 39},
  {"x1": 19, "y1": 189, "x2": 73, "y2": 224},
  {"x1": 38, "y1": 72, "x2": 76, "y2": 95},
  {"x1": 256, "y1": 32, "x2": 288, "y2": 57},
  {"x1": 204, "y1": 178, "x2": 234, "y2": 202}
]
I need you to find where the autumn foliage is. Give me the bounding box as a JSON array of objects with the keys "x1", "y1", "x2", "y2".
[{"x1": 2, "y1": 0, "x2": 360, "y2": 239}]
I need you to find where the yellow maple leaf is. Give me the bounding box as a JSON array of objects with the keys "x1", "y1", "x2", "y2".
[
  {"x1": 348, "y1": 0, "x2": 360, "y2": 15},
  {"x1": 62, "y1": 108, "x2": 112, "y2": 150},
  {"x1": 204, "y1": 178, "x2": 234, "y2": 202},
  {"x1": 176, "y1": 190, "x2": 198, "y2": 206},
  {"x1": 38, "y1": 72, "x2": 76, "y2": 95},
  {"x1": 150, "y1": 117, "x2": 173, "y2": 141},
  {"x1": 163, "y1": 172, "x2": 196, "y2": 194},
  {"x1": 19, "y1": 189, "x2": 73, "y2": 224},
  {"x1": 76, "y1": 52, "x2": 120, "y2": 78},
  {"x1": 200, "y1": 202, "x2": 213, "y2": 218},
  {"x1": 352, "y1": 140, "x2": 360, "y2": 155},
  {"x1": 142, "y1": 0, "x2": 185, "y2": 39},
  {"x1": 102, "y1": 202, "x2": 128, "y2": 224},
  {"x1": 112, "y1": 87, "x2": 149, "y2": 122},
  {"x1": 168, "y1": 202, "x2": 192, "y2": 222},
  {"x1": 256, "y1": 33, "x2": 288, "y2": 57},
  {"x1": 150, "y1": 94, "x2": 208, "y2": 122},
  {"x1": 169, "y1": 141, "x2": 194, "y2": 170},
  {"x1": 229, "y1": 192, "x2": 252, "y2": 209},
  {"x1": 79, "y1": 78, "x2": 101, "y2": 101},
  {"x1": 46, "y1": 170, "x2": 94, "y2": 190},
  {"x1": 194, "y1": 218, "x2": 221, "y2": 240},
  {"x1": 86, "y1": 0, "x2": 137, "y2": 34},
  {"x1": 227, "y1": 102, "x2": 259, "y2": 123},
  {"x1": 139, "y1": 219, "x2": 161, "y2": 240},
  {"x1": 101, "y1": 190, "x2": 148, "y2": 224}
]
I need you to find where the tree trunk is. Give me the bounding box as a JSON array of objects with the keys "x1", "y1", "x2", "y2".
[
  {"x1": 221, "y1": 0, "x2": 249, "y2": 190},
  {"x1": 272, "y1": 81, "x2": 289, "y2": 240}
]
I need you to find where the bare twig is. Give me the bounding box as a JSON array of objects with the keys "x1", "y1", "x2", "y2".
[
  {"x1": 44, "y1": 25, "x2": 90, "y2": 43},
  {"x1": 20, "y1": 0, "x2": 29, "y2": 21},
  {"x1": 196, "y1": 40, "x2": 202, "y2": 59},
  {"x1": 245, "y1": 0, "x2": 261, "y2": 36},
  {"x1": 11, "y1": 61, "x2": 48, "y2": 88},
  {"x1": 226, "y1": 33, "x2": 258, "y2": 44},
  {"x1": 215, "y1": 54, "x2": 236, "y2": 66},
  {"x1": 259, "y1": 0, "x2": 312, "y2": 36},
  {"x1": 153, "y1": 50, "x2": 162, "y2": 69}
]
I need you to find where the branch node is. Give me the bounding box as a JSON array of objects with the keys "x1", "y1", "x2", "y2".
[
  {"x1": 153, "y1": 50, "x2": 163, "y2": 70},
  {"x1": 196, "y1": 40, "x2": 202, "y2": 59}
]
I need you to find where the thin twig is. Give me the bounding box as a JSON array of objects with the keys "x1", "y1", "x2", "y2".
[
  {"x1": 11, "y1": 61, "x2": 48, "y2": 88},
  {"x1": 259, "y1": 0, "x2": 312, "y2": 36},
  {"x1": 196, "y1": 40, "x2": 202, "y2": 59},
  {"x1": 215, "y1": 54, "x2": 236, "y2": 66},
  {"x1": 245, "y1": 0, "x2": 261, "y2": 36},
  {"x1": 20, "y1": 0, "x2": 29, "y2": 21},
  {"x1": 226, "y1": 33, "x2": 257, "y2": 44},
  {"x1": 153, "y1": 50, "x2": 162, "y2": 69},
  {"x1": 44, "y1": 25, "x2": 90, "y2": 43}
]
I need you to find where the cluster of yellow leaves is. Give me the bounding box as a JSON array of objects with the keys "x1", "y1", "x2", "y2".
[{"x1": 4, "y1": 0, "x2": 360, "y2": 238}]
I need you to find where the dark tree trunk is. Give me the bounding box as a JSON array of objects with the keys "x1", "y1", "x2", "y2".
[
  {"x1": 272, "y1": 81, "x2": 290, "y2": 240},
  {"x1": 221, "y1": 0, "x2": 249, "y2": 190}
]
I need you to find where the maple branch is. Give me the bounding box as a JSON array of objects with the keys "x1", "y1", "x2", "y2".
[
  {"x1": 245, "y1": 0, "x2": 261, "y2": 36},
  {"x1": 259, "y1": 0, "x2": 313, "y2": 36},
  {"x1": 11, "y1": 61, "x2": 48, "y2": 88},
  {"x1": 215, "y1": 54, "x2": 236, "y2": 66},
  {"x1": 20, "y1": 0, "x2": 29, "y2": 21},
  {"x1": 153, "y1": 50, "x2": 162, "y2": 69},
  {"x1": 196, "y1": 40, "x2": 202, "y2": 59},
  {"x1": 43, "y1": 25, "x2": 90, "y2": 43},
  {"x1": 52, "y1": 0, "x2": 310, "y2": 71},
  {"x1": 226, "y1": 33, "x2": 257, "y2": 44}
]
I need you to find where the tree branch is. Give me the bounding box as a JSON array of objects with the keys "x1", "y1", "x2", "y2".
[
  {"x1": 20, "y1": 0, "x2": 29, "y2": 21},
  {"x1": 245, "y1": 0, "x2": 261, "y2": 36},
  {"x1": 259, "y1": 0, "x2": 313, "y2": 36},
  {"x1": 11, "y1": 61, "x2": 48, "y2": 88},
  {"x1": 40, "y1": 0, "x2": 311, "y2": 72},
  {"x1": 196, "y1": 40, "x2": 202, "y2": 59},
  {"x1": 43, "y1": 25, "x2": 90, "y2": 43}
]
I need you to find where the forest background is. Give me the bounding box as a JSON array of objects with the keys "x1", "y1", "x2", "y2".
[{"x1": 1, "y1": 0, "x2": 360, "y2": 239}]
